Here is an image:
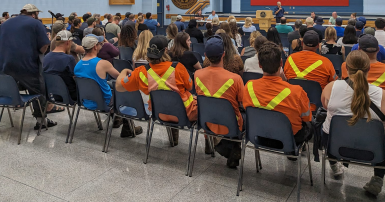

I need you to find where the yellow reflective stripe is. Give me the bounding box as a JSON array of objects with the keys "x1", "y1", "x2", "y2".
[
  {"x1": 372, "y1": 72, "x2": 385, "y2": 87},
  {"x1": 248, "y1": 82, "x2": 291, "y2": 110},
  {"x1": 139, "y1": 72, "x2": 148, "y2": 86},
  {"x1": 183, "y1": 94, "x2": 194, "y2": 107},
  {"x1": 147, "y1": 67, "x2": 175, "y2": 90},
  {"x1": 212, "y1": 79, "x2": 234, "y2": 98},
  {"x1": 195, "y1": 77, "x2": 211, "y2": 97},
  {"x1": 288, "y1": 56, "x2": 323, "y2": 79}
]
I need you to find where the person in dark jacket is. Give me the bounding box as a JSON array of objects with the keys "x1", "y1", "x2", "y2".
[{"x1": 185, "y1": 19, "x2": 204, "y2": 43}]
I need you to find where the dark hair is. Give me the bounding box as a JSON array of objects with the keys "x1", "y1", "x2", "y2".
[
  {"x1": 375, "y1": 18, "x2": 385, "y2": 29},
  {"x1": 92, "y1": 27, "x2": 104, "y2": 36},
  {"x1": 229, "y1": 21, "x2": 239, "y2": 40},
  {"x1": 219, "y1": 22, "x2": 233, "y2": 38},
  {"x1": 336, "y1": 18, "x2": 343, "y2": 26},
  {"x1": 166, "y1": 23, "x2": 178, "y2": 40},
  {"x1": 138, "y1": 12, "x2": 143, "y2": 16},
  {"x1": 107, "y1": 14, "x2": 113, "y2": 21},
  {"x1": 217, "y1": 33, "x2": 237, "y2": 65},
  {"x1": 254, "y1": 36, "x2": 268, "y2": 53},
  {"x1": 170, "y1": 32, "x2": 190, "y2": 58},
  {"x1": 299, "y1": 25, "x2": 308, "y2": 38},
  {"x1": 348, "y1": 19, "x2": 356, "y2": 26},
  {"x1": 83, "y1": 14, "x2": 90, "y2": 22},
  {"x1": 128, "y1": 14, "x2": 135, "y2": 20},
  {"x1": 115, "y1": 13, "x2": 121, "y2": 17},
  {"x1": 206, "y1": 23, "x2": 213, "y2": 37},
  {"x1": 188, "y1": 19, "x2": 197, "y2": 28},
  {"x1": 258, "y1": 42, "x2": 282, "y2": 74},
  {"x1": 294, "y1": 20, "x2": 302, "y2": 29},
  {"x1": 71, "y1": 18, "x2": 81, "y2": 33},
  {"x1": 146, "y1": 12, "x2": 151, "y2": 19},
  {"x1": 351, "y1": 13, "x2": 357, "y2": 18},
  {"x1": 280, "y1": 17, "x2": 287, "y2": 24},
  {"x1": 2, "y1": 12, "x2": 8, "y2": 17},
  {"x1": 267, "y1": 27, "x2": 282, "y2": 48},
  {"x1": 119, "y1": 25, "x2": 137, "y2": 47},
  {"x1": 342, "y1": 25, "x2": 358, "y2": 44},
  {"x1": 207, "y1": 55, "x2": 222, "y2": 65}
]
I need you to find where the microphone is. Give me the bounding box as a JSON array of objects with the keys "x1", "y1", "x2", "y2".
[{"x1": 48, "y1": 10, "x2": 55, "y2": 18}]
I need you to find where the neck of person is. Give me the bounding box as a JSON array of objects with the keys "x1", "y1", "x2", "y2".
[
  {"x1": 52, "y1": 45, "x2": 67, "y2": 53},
  {"x1": 326, "y1": 39, "x2": 336, "y2": 44},
  {"x1": 83, "y1": 52, "x2": 98, "y2": 60},
  {"x1": 263, "y1": 71, "x2": 280, "y2": 77},
  {"x1": 210, "y1": 61, "x2": 224, "y2": 68}
]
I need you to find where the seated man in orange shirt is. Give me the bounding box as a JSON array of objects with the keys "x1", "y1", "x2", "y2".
[
  {"x1": 194, "y1": 35, "x2": 244, "y2": 168},
  {"x1": 341, "y1": 34, "x2": 385, "y2": 89},
  {"x1": 115, "y1": 35, "x2": 197, "y2": 146},
  {"x1": 284, "y1": 30, "x2": 337, "y2": 89},
  {"x1": 244, "y1": 42, "x2": 312, "y2": 153}
]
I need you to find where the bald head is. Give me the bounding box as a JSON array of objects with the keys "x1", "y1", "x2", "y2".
[
  {"x1": 281, "y1": 17, "x2": 287, "y2": 24},
  {"x1": 277, "y1": 1, "x2": 281, "y2": 7},
  {"x1": 332, "y1": 12, "x2": 337, "y2": 19}
]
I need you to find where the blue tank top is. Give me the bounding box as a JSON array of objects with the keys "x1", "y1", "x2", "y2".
[{"x1": 74, "y1": 57, "x2": 112, "y2": 110}]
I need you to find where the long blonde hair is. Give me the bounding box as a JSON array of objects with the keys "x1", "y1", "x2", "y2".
[
  {"x1": 325, "y1": 27, "x2": 337, "y2": 42},
  {"x1": 133, "y1": 30, "x2": 153, "y2": 61},
  {"x1": 227, "y1": 15, "x2": 236, "y2": 22},
  {"x1": 220, "y1": 22, "x2": 233, "y2": 38},
  {"x1": 135, "y1": 15, "x2": 144, "y2": 31},
  {"x1": 346, "y1": 50, "x2": 372, "y2": 125},
  {"x1": 249, "y1": 31, "x2": 262, "y2": 46},
  {"x1": 244, "y1": 17, "x2": 253, "y2": 28}
]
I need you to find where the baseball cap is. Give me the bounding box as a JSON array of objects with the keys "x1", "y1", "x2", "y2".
[
  {"x1": 55, "y1": 13, "x2": 64, "y2": 19},
  {"x1": 22, "y1": 4, "x2": 42, "y2": 13},
  {"x1": 357, "y1": 16, "x2": 367, "y2": 25},
  {"x1": 87, "y1": 17, "x2": 96, "y2": 25},
  {"x1": 125, "y1": 12, "x2": 132, "y2": 17},
  {"x1": 303, "y1": 30, "x2": 319, "y2": 47},
  {"x1": 52, "y1": 20, "x2": 67, "y2": 34},
  {"x1": 147, "y1": 35, "x2": 168, "y2": 59},
  {"x1": 355, "y1": 21, "x2": 364, "y2": 30},
  {"x1": 56, "y1": 30, "x2": 73, "y2": 41},
  {"x1": 359, "y1": 34, "x2": 379, "y2": 53},
  {"x1": 176, "y1": 15, "x2": 182, "y2": 20},
  {"x1": 205, "y1": 35, "x2": 224, "y2": 58},
  {"x1": 336, "y1": 18, "x2": 343, "y2": 24},
  {"x1": 316, "y1": 17, "x2": 324, "y2": 24},
  {"x1": 364, "y1": 27, "x2": 375, "y2": 36},
  {"x1": 82, "y1": 34, "x2": 104, "y2": 49}
]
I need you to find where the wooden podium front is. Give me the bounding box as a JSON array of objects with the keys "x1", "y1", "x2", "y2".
[{"x1": 256, "y1": 10, "x2": 274, "y2": 32}]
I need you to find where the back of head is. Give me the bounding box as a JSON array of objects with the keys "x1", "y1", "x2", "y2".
[
  {"x1": 335, "y1": 18, "x2": 343, "y2": 26},
  {"x1": 302, "y1": 30, "x2": 320, "y2": 51},
  {"x1": 325, "y1": 26, "x2": 337, "y2": 41},
  {"x1": 219, "y1": 22, "x2": 233, "y2": 39},
  {"x1": 375, "y1": 18, "x2": 385, "y2": 29},
  {"x1": 138, "y1": 12, "x2": 143, "y2": 17},
  {"x1": 227, "y1": 15, "x2": 235, "y2": 22},
  {"x1": 115, "y1": 13, "x2": 121, "y2": 18},
  {"x1": 347, "y1": 19, "x2": 356, "y2": 26},
  {"x1": 212, "y1": 17, "x2": 220, "y2": 26},
  {"x1": 188, "y1": 19, "x2": 197, "y2": 28},
  {"x1": 364, "y1": 27, "x2": 375, "y2": 36},
  {"x1": 128, "y1": 14, "x2": 135, "y2": 21},
  {"x1": 125, "y1": 12, "x2": 131, "y2": 18},
  {"x1": 342, "y1": 25, "x2": 358, "y2": 44},
  {"x1": 305, "y1": 17, "x2": 314, "y2": 26},
  {"x1": 166, "y1": 23, "x2": 178, "y2": 39},
  {"x1": 295, "y1": 19, "x2": 302, "y2": 29},
  {"x1": 355, "y1": 21, "x2": 364, "y2": 30},
  {"x1": 83, "y1": 13, "x2": 90, "y2": 22},
  {"x1": 254, "y1": 36, "x2": 268, "y2": 53},
  {"x1": 170, "y1": 32, "x2": 190, "y2": 58},
  {"x1": 106, "y1": 14, "x2": 113, "y2": 21},
  {"x1": 206, "y1": 22, "x2": 213, "y2": 36},
  {"x1": 345, "y1": 50, "x2": 371, "y2": 125},
  {"x1": 146, "y1": 12, "x2": 151, "y2": 19},
  {"x1": 134, "y1": 30, "x2": 153, "y2": 61},
  {"x1": 217, "y1": 33, "x2": 236, "y2": 63},
  {"x1": 359, "y1": 34, "x2": 379, "y2": 55},
  {"x1": 119, "y1": 25, "x2": 137, "y2": 47},
  {"x1": 257, "y1": 41, "x2": 282, "y2": 74},
  {"x1": 267, "y1": 27, "x2": 281, "y2": 46},
  {"x1": 245, "y1": 17, "x2": 252, "y2": 28},
  {"x1": 113, "y1": 16, "x2": 120, "y2": 22},
  {"x1": 73, "y1": 18, "x2": 81, "y2": 27},
  {"x1": 299, "y1": 25, "x2": 308, "y2": 38},
  {"x1": 249, "y1": 31, "x2": 262, "y2": 46},
  {"x1": 135, "y1": 15, "x2": 144, "y2": 30},
  {"x1": 147, "y1": 35, "x2": 171, "y2": 64},
  {"x1": 205, "y1": 35, "x2": 224, "y2": 65},
  {"x1": 91, "y1": 27, "x2": 104, "y2": 36},
  {"x1": 280, "y1": 17, "x2": 287, "y2": 24},
  {"x1": 229, "y1": 21, "x2": 238, "y2": 39}
]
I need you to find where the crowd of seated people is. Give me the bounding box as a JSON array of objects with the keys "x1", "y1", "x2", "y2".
[{"x1": 2, "y1": 4, "x2": 385, "y2": 197}]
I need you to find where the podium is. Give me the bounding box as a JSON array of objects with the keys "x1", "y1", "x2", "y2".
[{"x1": 256, "y1": 10, "x2": 274, "y2": 32}]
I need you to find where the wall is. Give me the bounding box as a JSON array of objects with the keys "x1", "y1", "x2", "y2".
[
  {"x1": 363, "y1": 0, "x2": 383, "y2": 15},
  {"x1": 1, "y1": 0, "x2": 157, "y2": 18},
  {"x1": 231, "y1": 0, "x2": 241, "y2": 13}
]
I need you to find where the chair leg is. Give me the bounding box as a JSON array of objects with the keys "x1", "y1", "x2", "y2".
[
  {"x1": 7, "y1": 107, "x2": 14, "y2": 127},
  {"x1": 255, "y1": 150, "x2": 260, "y2": 173},
  {"x1": 103, "y1": 113, "x2": 114, "y2": 152},
  {"x1": 258, "y1": 150, "x2": 262, "y2": 170},
  {"x1": 166, "y1": 127, "x2": 174, "y2": 147},
  {"x1": 66, "y1": 105, "x2": 76, "y2": 143},
  {"x1": 29, "y1": 103, "x2": 34, "y2": 114},
  {"x1": 0, "y1": 107, "x2": 4, "y2": 122},
  {"x1": 321, "y1": 150, "x2": 326, "y2": 202},
  {"x1": 18, "y1": 106, "x2": 27, "y2": 145},
  {"x1": 37, "y1": 99, "x2": 46, "y2": 135},
  {"x1": 93, "y1": 112, "x2": 101, "y2": 130},
  {"x1": 306, "y1": 142, "x2": 313, "y2": 186},
  {"x1": 102, "y1": 111, "x2": 112, "y2": 152},
  {"x1": 145, "y1": 119, "x2": 151, "y2": 146},
  {"x1": 188, "y1": 129, "x2": 200, "y2": 177},
  {"x1": 143, "y1": 121, "x2": 155, "y2": 164},
  {"x1": 237, "y1": 138, "x2": 247, "y2": 196},
  {"x1": 297, "y1": 150, "x2": 302, "y2": 202},
  {"x1": 185, "y1": 127, "x2": 195, "y2": 176},
  {"x1": 209, "y1": 136, "x2": 215, "y2": 157},
  {"x1": 69, "y1": 106, "x2": 81, "y2": 143}
]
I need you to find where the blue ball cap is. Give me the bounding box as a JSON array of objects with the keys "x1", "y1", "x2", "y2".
[
  {"x1": 205, "y1": 35, "x2": 224, "y2": 58},
  {"x1": 357, "y1": 16, "x2": 367, "y2": 25},
  {"x1": 86, "y1": 34, "x2": 104, "y2": 42}
]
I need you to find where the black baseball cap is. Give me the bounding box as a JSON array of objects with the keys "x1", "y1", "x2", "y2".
[
  {"x1": 316, "y1": 17, "x2": 324, "y2": 24},
  {"x1": 205, "y1": 35, "x2": 224, "y2": 58},
  {"x1": 125, "y1": 12, "x2": 131, "y2": 17},
  {"x1": 356, "y1": 21, "x2": 364, "y2": 30},
  {"x1": 359, "y1": 34, "x2": 379, "y2": 53},
  {"x1": 336, "y1": 18, "x2": 343, "y2": 24},
  {"x1": 303, "y1": 30, "x2": 319, "y2": 47},
  {"x1": 147, "y1": 35, "x2": 168, "y2": 59}
]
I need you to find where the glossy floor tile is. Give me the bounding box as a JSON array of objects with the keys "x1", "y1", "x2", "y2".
[{"x1": 0, "y1": 108, "x2": 383, "y2": 201}]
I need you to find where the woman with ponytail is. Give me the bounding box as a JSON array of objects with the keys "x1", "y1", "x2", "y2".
[{"x1": 321, "y1": 50, "x2": 385, "y2": 196}]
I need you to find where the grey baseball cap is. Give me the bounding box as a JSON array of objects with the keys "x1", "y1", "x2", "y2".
[{"x1": 82, "y1": 34, "x2": 104, "y2": 49}]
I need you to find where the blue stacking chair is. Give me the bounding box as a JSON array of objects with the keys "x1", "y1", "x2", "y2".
[
  {"x1": 104, "y1": 83, "x2": 151, "y2": 153},
  {"x1": 242, "y1": 72, "x2": 263, "y2": 85},
  {"x1": 323, "y1": 54, "x2": 343, "y2": 78},
  {"x1": 242, "y1": 35, "x2": 250, "y2": 47},
  {"x1": 190, "y1": 37, "x2": 199, "y2": 44},
  {"x1": 322, "y1": 116, "x2": 385, "y2": 196},
  {"x1": 192, "y1": 51, "x2": 204, "y2": 64},
  {"x1": 118, "y1": 46, "x2": 135, "y2": 62},
  {"x1": 69, "y1": 77, "x2": 114, "y2": 151},
  {"x1": 238, "y1": 46, "x2": 243, "y2": 55},
  {"x1": 244, "y1": 32, "x2": 252, "y2": 37},
  {"x1": 44, "y1": 73, "x2": 77, "y2": 143},
  {"x1": 237, "y1": 108, "x2": 313, "y2": 200},
  {"x1": 192, "y1": 43, "x2": 205, "y2": 58},
  {"x1": 288, "y1": 79, "x2": 322, "y2": 114},
  {"x1": 203, "y1": 37, "x2": 208, "y2": 44},
  {"x1": 0, "y1": 74, "x2": 45, "y2": 144},
  {"x1": 113, "y1": 59, "x2": 133, "y2": 72},
  {"x1": 189, "y1": 96, "x2": 246, "y2": 178},
  {"x1": 259, "y1": 30, "x2": 267, "y2": 37},
  {"x1": 156, "y1": 27, "x2": 167, "y2": 36},
  {"x1": 344, "y1": 46, "x2": 352, "y2": 59},
  {"x1": 145, "y1": 90, "x2": 196, "y2": 176}
]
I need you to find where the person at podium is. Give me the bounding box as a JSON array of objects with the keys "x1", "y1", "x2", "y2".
[{"x1": 274, "y1": 1, "x2": 288, "y2": 23}]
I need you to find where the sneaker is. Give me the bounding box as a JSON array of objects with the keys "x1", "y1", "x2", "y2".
[
  {"x1": 364, "y1": 176, "x2": 384, "y2": 196},
  {"x1": 171, "y1": 128, "x2": 179, "y2": 146},
  {"x1": 205, "y1": 139, "x2": 212, "y2": 155},
  {"x1": 330, "y1": 162, "x2": 344, "y2": 177}
]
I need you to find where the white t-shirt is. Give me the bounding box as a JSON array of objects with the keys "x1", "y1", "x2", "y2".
[
  {"x1": 336, "y1": 38, "x2": 355, "y2": 47},
  {"x1": 375, "y1": 30, "x2": 385, "y2": 47}
]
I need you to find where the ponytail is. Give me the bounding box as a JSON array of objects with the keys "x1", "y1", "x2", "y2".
[{"x1": 135, "y1": 16, "x2": 143, "y2": 31}]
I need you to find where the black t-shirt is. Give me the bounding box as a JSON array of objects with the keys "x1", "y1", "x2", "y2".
[
  {"x1": 185, "y1": 27, "x2": 204, "y2": 43},
  {"x1": 169, "y1": 51, "x2": 199, "y2": 75},
  {"x1": 72, "y1": 28, "x2": 84, "y2": 40},
  {"x1": 138, "y1": 24, "x2": 148, "y2": 31},
  {"x1": 307, "y1": 27, "x2": 323, "y2": 42}
]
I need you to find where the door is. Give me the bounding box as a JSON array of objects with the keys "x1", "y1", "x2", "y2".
[
  {"x1": 157, "y1": 0, "x2": 164, "y2": 27},
  {"x1": 223, "y1": 0, "x2": 232, "y2": 13}
]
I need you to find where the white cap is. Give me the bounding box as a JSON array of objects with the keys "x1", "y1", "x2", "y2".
[
  {"x1": 22, "y1": 4, "x2": 42, "y2": 13},
  {"x1": 177, "y1": 15, "x2": 182, "y2": 20},
  {"x1": 56, "y1": 30, "x2": 73, "y2": 41}
]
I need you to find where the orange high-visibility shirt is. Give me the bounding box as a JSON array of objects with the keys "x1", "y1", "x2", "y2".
[{"x1": 341, "y1": 61, "x2": 385, "y2": 90}]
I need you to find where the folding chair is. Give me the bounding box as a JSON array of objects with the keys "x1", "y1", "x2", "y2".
[
  {"x1": 242, "y1": 35, "x2": 250, "y2": 47},
  {"x1": 344, "y1": 46, "x2": 352, "y2": 59},
  {"x1": 192, "y1": 51, "x2": 204, "y2": 64},
  {"x1": 238, "y1": 108, "x2": 313, "y2": 200},
  {"x1": 0, "y1": 74, "x2": 45, "y2": 144},
  {"x1": 189, "y1": 96, "x2": 245, "y2": 177},
  {"x1": 242, "y1": 72, "x2": 263, "y2": 85},
  {"x1": 288, "y1": 79, "x2": 322, "y2": 114},
  {"x1": 259, "y1": 30, "x2": 267, "y2": 37},
  {"x1": 145, "y1": 90, "x2": 196, "y2": 176},
  {"x1": 323, "y1": 54, "x2": 343, "y2": 78},
  {"x1": 190, "y1": 37, "x2": 199, "y2": 44},
  {"x1": 113, "y1": 59, "x2": 133, "y2": 72},
  {"x1": 104, "y1": 83, "x2": 151, "y2": 152},
  {"x1": 118, "y1": 46, "x2": 135, "y2": 62},
  {"x1": 69, "y1": 77, "x2": 114, "y2": 151},
  {"x1": 322, "y1": 116, "x2": 385, "y2": 200},
  {"x1": 43, "y1": 73, "x2": 77, "y2": 143},
  {"x1": 192, "y1": 43, "x2": 205, "y2": 57}
]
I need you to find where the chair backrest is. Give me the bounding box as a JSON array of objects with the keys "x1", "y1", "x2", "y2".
[
  {"x1": 237, "y1": 46, "x2": 243, "y2": 55},
  {"x1": 192, "y1": 51, "x2": 204, "y2": 64},
  {"x1": 44, "y1": 73, "x2": 75, "y2": 105},
  {"x1": 323, "y1": 54, "x2": 343, "y2": 77},
  {"x1": 242, "y1": 35, "x2": 250, "y2": 47},
  {"x1": 0, "y1": 74, "x2": 23, "y2": 106},
  {"x1": 113, "y1": 59, "x2": 133, "y2": 72},
  {"x1": 111, "y1": 82, "x2": 149, "y2": 121},
  {"x1": 246, "y1": 107, "x2": 297, "y2": 153},
  {"x1": 197, "y1": 95, "x2": 240, "y2": 138},
  {"x1": 244, "y1": 32, "x2": 251, "y2": 36},
  {"x1": 118, "y1": 46, "x2": 134, "y2": 61},
  {"x1": 150, "y1": 90, "x2": 192, "y2": 128},
  {"x1": 259, "y1": 30, "x2": 267, "y2": 37},
  {"x1": 192, "y1": 43, "x2": 205, "y2": 56},
  {"x1": 203, "y1": 37, "x2": 208, "y2": 44},
  {"x1": 344, "y1": 46, "x2": 352, "y2": 58},
  {"x1": 134, "y1": 62, "x2": 148, "y2": 69},
  {"x1": 241, "y1": 56, "x2": 250, "y2": 64},
  {"x1": 328, "y1": 116, "x2": 385, "y2": 164},
  {"x1": 288, "y1": 79, "x2": 322, "y2": 111},
  {"x1": 74, "y1": 77, "x2": 110, "y2": 112},
  {"x1": 156, "y1": 27, "x2": 167, "y2": 36},
  {"x1": 279, "y1": 33, "x2": 290, "y2": 51},
  {"x1": 106, "y1": 33, "x2": 116, "y2": 40},
  {"x1": 190, "y1": 37, "x2": 199, "y2": 44},
  {"x1": 242, "y1": 72, "x2": 263, "y2": 84}
]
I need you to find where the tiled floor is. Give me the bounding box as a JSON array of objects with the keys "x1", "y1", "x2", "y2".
[{"x1": 0, "y1": 108, "x2": 384, "y2": 202}]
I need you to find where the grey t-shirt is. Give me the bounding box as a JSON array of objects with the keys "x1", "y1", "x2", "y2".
[
  {"x1": 106, "y1": 23, "x2": 121, "y2": 37},
  {"x1": 83, "y1": 27, "x2": 94, "y2": 37}
]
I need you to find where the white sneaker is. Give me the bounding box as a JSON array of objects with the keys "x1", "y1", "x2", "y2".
[
  {"x1": 330, "y1": 162, "x2": 343, "y2": 177},
  {"x1": 364, "y1": 176, "x2": 383, "y2": 196}
]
